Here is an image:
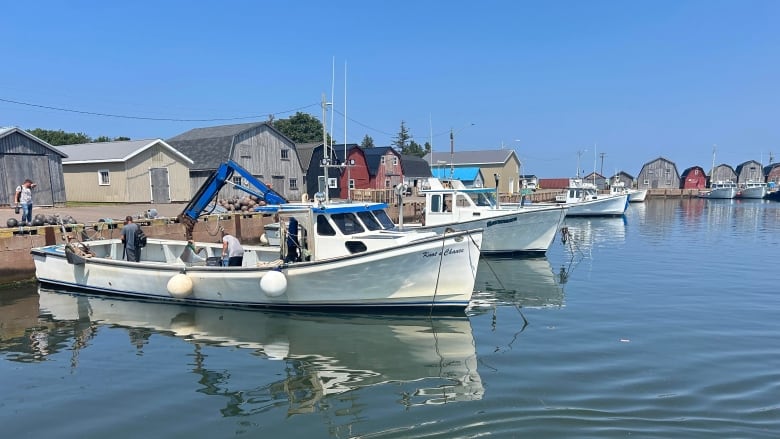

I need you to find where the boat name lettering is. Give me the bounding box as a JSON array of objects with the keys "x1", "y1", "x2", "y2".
[
  {"x1": 422, "y1": 248, "x2": 465, "y2": 258},
  {"x1": 487, "y1": 216, "x2": 518, "y2": 227}
]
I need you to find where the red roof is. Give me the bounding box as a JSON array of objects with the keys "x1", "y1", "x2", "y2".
[{"x1": 538, "y1": 178, "x2": 570, "y2": 190}]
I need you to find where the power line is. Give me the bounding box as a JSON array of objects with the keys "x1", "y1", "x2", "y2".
[{"x1": 0, "y1": 97, "x2": 319, "y2": 122}]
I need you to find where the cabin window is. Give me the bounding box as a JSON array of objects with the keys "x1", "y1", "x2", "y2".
[
  {"x1": 456, "y1": 194, "x2": 471, "y2": 208},
  {"x1": 98, "y1": 169, "x2": 110, "y2": 186},
  {"x1": 373, "y1": 210, "x2": 396, "y2": 229},
  {"x1": 289, "y1": 178, "x2": 298, "y2": 190},
  {"x1": 345, "y1": 241, "x2": 368, "y2": 254},
  {"x1": 281, "y1": 149, "x2": 289, "y2": 160},
  {"x1": 331, "y1": 213, "x2": 366, "y2": 235},
  {"x1": 431, "y1": 194, "x2": 442, "y2": 212},
  {"x1": 357, "y1": 211, "x2": 382, "y2": 231},
  {"x1": 316, "y1": 215, "x2": 336, "y2": 236},
  {"x1": 349, "y1": 179, "x2": 355, "y2": 189}
]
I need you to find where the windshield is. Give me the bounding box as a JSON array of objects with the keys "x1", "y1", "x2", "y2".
[
  {"x1": 373, "y1": 209, "x2": 397, "y2": 229},
  {"x1": 466, "y1": 191, "x2": 497, "y2": 207},
  {"x1": 357, "y1": 211, "x2": 383, "y2": 231}
]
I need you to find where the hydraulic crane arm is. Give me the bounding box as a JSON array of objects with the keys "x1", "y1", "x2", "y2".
[{"x1": 178, "y1": 160, "x2": 288, "y2": 240}]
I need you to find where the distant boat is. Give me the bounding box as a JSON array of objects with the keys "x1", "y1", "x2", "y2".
[
  {"x1": 552, "y1": 178, "x2": 629, "y2": 216},
  {"x1": 765, "y1": 189, "x2": 780, "y2": 202},
  {"x1": 609, "y1": 178, "x2": 648, "y2": 203},
  {"x1": 699, "y1": 181, "x2": 738, "y2": 199},
  {"x1": 738, "y1": 180, "x2": 767, "y2": 199}
]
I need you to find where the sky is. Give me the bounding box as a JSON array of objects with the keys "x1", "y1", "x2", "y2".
[{"x1": 2, "y1": 1, "x2": 778, "y2": 178}]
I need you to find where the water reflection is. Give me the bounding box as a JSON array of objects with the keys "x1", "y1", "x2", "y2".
[
  {"x1": 4, "y1": 287, "x2": 483, "y2": 416},
  {"x1": 472, "y1": 256, "x2": 565, "y2": 309},
  {"x1": 560, "y1": 216, "x2": 627, "y2": 255}
]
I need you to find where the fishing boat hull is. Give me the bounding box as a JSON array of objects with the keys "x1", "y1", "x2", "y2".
[
  {"x1": 628, "y1": 189, "x2": 648, "y2": 202},
  {"x1": 699, "y1": 188, "x2": 737, "y2": 199},
  {"x1": 415, "y1": 205, "x2": 567, "y2": 254},
  {"x1": 739, "y1": 185, "x2": 767, "y2": 199},
  {"x1": 561, "y1": 193, "x2": 629, "y2": 216},
  {"x1": 31, "y1": 232, "x2": 483, "y2": 311}
]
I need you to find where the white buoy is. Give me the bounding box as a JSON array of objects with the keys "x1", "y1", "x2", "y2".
[
  {"x1": 260, "y1": 271, "x2": 287, "y2": 297},
  {"x1": 167, "y1": 273, "x2": 193, "y2": 298},
  {"x1": 259, "y1": 233, "x2": 269, "y2": 245}
]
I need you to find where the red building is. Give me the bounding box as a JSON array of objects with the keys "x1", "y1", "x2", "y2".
[
  {"x1": 680, "y1": 166, "x2": 707, "y2": 189},
  {"x1": 364, "y1": 147, "x2": 404, "y2": 190},
  {"x1": 339, "y1": 147, "x2": 370, "y2": 199}
]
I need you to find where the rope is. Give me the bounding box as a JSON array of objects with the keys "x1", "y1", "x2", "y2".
[{"x1": 429, "y1": 230, "x2": 448, "y2": 316}]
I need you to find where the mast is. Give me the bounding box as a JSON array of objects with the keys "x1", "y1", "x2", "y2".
[{"x1": 321, "y1": 93, "x2": 329, "y2": 202}]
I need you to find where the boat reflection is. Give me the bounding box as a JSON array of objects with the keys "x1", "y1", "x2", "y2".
[
  {"x1": 32, "y1": 287, "x2": 483, "y2": 412},
  {"x1": 472, "y1": 256, "x2": 565, "y2": 309},
  {"x1": 560, "y1": 216, "x2": 627, "y2": 254}
]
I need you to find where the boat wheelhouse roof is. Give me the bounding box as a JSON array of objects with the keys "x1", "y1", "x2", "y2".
[{"x1": 256, "y1": 201, "x2": 389, "y2": 215}]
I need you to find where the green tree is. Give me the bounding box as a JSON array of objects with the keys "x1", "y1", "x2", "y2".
[
  {"x1": 28, "y1": 128, "x2": 91, "y2": 146},
  {"x1": 114, "y1": 136, "x2": 131, "y2": 141},
  {"x1": 392, "y1": 121, "x2": 411, "y2": 152},
  {"x1": 94, "y1": 136, "x2": 112, "y2": 142},
  {"x1": 405, "y1": 140, "x2": 426, "y2": 157},
  {"x1": 273, "y1": 112, "x2": 332, "y2": 144},
  {"x1": 360, "y1": 134, "x2": 375, "y2": 148}
]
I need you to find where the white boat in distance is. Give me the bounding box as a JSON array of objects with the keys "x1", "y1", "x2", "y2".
[
  {"x1": 738, "y1": 180, "x2": 768, "y2": 199},
  {"x1": 409, "y1": 178, "x2": 568, "y2": 254},
  {"x1": 610, "y1": 179, "x2": 648, "y2": 203},
  {"x1": 38, "y1": 288, "x2": 484, "y2": 406},
  {"x1": 699, "y1": 181, "x2": 738, "y2": 199},
  {"x1": 553, "y1": 179, "x2": 629, "y2": 216},
  {"x1": 32, "y1": 161, "x2": 483, "y2": 312}
]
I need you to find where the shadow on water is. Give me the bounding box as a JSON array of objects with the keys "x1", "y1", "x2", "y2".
[{"x1": 2, "y1": 286, "x2": 484, "y2": 419}]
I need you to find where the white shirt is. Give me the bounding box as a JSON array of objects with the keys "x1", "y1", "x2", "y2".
[
  {"x1": 222, "y1": 234, "x2": 244, "y2": 258},
  {"x1": 16, "y1": 185, "x2": 32, "y2": 204}
]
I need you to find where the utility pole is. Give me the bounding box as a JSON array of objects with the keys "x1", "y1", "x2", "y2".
[{"x1": 599, "y1": 152, "x2": 606, "y2": 176}]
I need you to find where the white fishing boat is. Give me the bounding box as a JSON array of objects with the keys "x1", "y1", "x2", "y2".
[
  {"x1": 738, "y1": 180, "x2": 767, "y2": 199},
  {"x1": 553, "y1": 179, "x2": 629, "y2": 216},
  {"x1": 409, "y1": 178, "x2": 567, "y2": 254},
  {"x1": 37, "y1": 287, "x2": 484, "y2": 405},
  {"x1": 609, "y1": 179, "x2": 647, "y2": 202},
  {"x1": 699, "y1": 181, "x2": 738, "y2": 199},
  {"x1": 32, "y1": 161, "x2": 483, "y2": 311}
]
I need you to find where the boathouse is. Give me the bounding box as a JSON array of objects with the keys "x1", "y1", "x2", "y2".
[
  {"x1": 636, "y1": 157, "x2": 681, "y2": 189},
  {"x1": 401, "y1": 155, "x2": 432, "y2": 195},
  {"x1": 167, "y1": 122, "x2": 304, "y2": 201},
  {"x1": 364, "y1": 147, "x2": 404, "y2": 190},
  {"x1": 709, "y1": 164, "x2": 737, "y2": 185},
  {"x1": 735, "y1": 160, "x2": 764, "y2": 184},
  {"x1": 57, "y1": 139, "x2": 193, "y2": 203},
  {"x1": 610, "y1": 171, "x2": 635, "y2": 190},
  {"x1": 764, "y1": 163, "x2": 780, "y2": 185},
  {"x1": 680, "y1": 166, "x2": 707, "y2": 189},
  {"x1": 0, "y1": 127, "x2": 67, "y2": 207},
  {"x1": 423, "y1": 149, "x2": 521, "y2": 194}
]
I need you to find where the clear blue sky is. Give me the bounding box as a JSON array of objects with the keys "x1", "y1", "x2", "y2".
[{"x1": 2, "y1": 1, "x2": 778, "y2": 177}]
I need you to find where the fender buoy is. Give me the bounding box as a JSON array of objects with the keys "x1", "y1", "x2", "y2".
[
  {"x1": 167, "y1": 273, "x2": 193, "y2": 298},
  {"x1": 260, "y1": 270, "x2": 287, "y2": 297}
]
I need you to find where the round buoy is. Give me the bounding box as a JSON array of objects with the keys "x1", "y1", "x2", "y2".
[
  {"x1": 167, "y1": 273, "x2": 194, "y2": 298},
  {"x1": 260, "y1": 271, "x2": 287, "y2": 297},
  {"x1": 6, "y1": 218, "x2": 18, "y2": 228}
]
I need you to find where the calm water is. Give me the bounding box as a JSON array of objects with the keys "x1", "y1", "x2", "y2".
[{"x1": 2, "y1": 198, "x2": 779, "y2": 438}]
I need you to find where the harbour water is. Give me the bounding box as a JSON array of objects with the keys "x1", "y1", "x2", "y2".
[{"x1": 1, "y1": 198, "x2": 779, "y2": 438}]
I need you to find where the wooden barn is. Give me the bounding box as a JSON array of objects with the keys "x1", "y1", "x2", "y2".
[
  {"x1": 637, "y1": 157, "x2": 681, "y2": 189},
  {"x1": 710, "y1": 164, "x2": 737, "y2": 185},
  {"x1": 167, "y1": 122, "x2": 304, "y2": 202},
  {"x1": 583, "y1": 172, "x2": 608, "y2": 190},
  {"x1": 610, "y1": 171, "x2": 635, "y2": 190},
  {"x1": 0, "y1": 127, "x2": 67, "y2": 207},
  {"x1": 341, "y1": 146, "x2": 369, "y2": 199},
  {"x1": 735, "y1": 160, "x2": 764, "y2": 184},
  {"x1": 423, "y1": 149, "x2": 521, "y2": 194},
  {"x1": 764, "y1": 163, "x2": 780, "y2": 186},
  {"x1": 680, "y1": 166, "x2": 707, "y2": 189},
  {"x1": 364, "y1": 147, "x2": 404, "y2": 190},
  {"x1": 401, "y1": 155, "x2": 432, "y2": 195},
  {"x1": 57, "y1": 139, "x2": 193, "y2": 203}
]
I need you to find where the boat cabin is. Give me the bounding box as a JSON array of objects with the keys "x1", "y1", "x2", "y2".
[{"x1": 420, "y1": 178, "x2": 501, "y2": 226}]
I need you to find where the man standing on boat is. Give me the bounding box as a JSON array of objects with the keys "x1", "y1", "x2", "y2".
[
  {"x1": 121, "y1": 216, "x2": 141, "y2": 262},
  {"x1": 221, "y1": 229, "x2": 244, "y2": 266}
]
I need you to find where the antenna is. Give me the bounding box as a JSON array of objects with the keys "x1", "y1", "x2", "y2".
[{"x1": 345, "y1": 61, "x2": 351, "y2": 200}]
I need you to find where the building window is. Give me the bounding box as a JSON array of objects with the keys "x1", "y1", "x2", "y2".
[
  {"x1": 281, "y1": 149, "x2": 289, "y2": 160},
  {"x1": 648, "y1": 170, "x2": 654, "y2": 175},
  {"x1": 666, "y1": 179, "x2": 672, "y2": 186},
  {"x1": 240, "y1": 146, "x2": 251, "y2": 158},
  {"x1": 328, "y1": 178, "x2": 338, "y2": 188},
  {"x1": 232, "y1": 176, "x2": 242, "y2": 186},
  {"x1": 98, "y1": 169, "x2": 110, "y2": 186},
  {"x1": 385, "y1": 178, "x2": 391, "y2": 188},
  {"x1": 381, "y1": 156, "x2": 385, "y2": 164},
  {"x1": 349, "y1": 179, "x2": 355, "y2": 189},
  {"x1": 665, "y1": 168, "x2": 671, "y2": 175},
  {"x1": 289, "y1": 178, "x2": 298, "y2": 190},
  {"x1": 393, "y1": 157, "x2": 398, "y2": 166},
  {"x1": 644, "y1": 179, "x2": 649, "y2": 185}
]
